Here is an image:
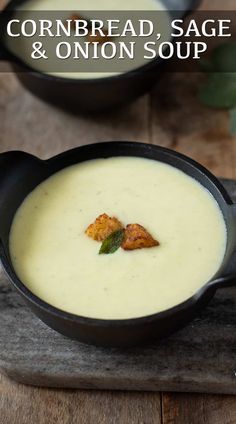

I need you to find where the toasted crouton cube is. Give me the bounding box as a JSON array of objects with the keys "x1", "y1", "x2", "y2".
[
  {"x1": 122, "y1": 224, "x2": 159, "y2": 250},
  {"x1": 85, "y1": 213, "x2": 123, "y2": 241}
]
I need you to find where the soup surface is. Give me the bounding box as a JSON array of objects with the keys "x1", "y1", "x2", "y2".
[{"x1": 10, "y1": 157, "x2": 226, "y2": 319}]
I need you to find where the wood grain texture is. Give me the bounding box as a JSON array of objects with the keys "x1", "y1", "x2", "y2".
[
  {"x1": 0, "y1": 374, "x2": 162, "y2": 424},
  {"x1": 0, "y1": 0, "x2": 236, "y2": 422},
  {"x1": 162, "y1": 393, "x2": 236, "y2": 424}
]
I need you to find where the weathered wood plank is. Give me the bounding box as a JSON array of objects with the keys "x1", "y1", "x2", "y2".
[
  {"x1": 0, "y1": 1, "x2": 235, "y2": 422},
  {"x1": 0, "y1": 374, "x2": 162, "y2": 424},
  {"x1": 162, "y1": 392, "x2": 236, "y2": 424}
]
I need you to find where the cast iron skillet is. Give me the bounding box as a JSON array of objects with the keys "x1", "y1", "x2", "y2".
[
  {"x1": 0, "y1": 141, "x2": 236, "y2": 347},
  {"x1": 0, "y1": 0, "x2": 202, "y2": 112}
]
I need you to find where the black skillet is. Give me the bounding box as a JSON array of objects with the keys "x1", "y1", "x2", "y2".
[{"x1": 0, "y1": 141, "x2": 235, "y2": 347}]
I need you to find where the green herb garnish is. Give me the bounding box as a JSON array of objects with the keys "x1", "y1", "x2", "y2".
[{"x1": 99, "y1": 229, "x2": 124, "y2": 255}]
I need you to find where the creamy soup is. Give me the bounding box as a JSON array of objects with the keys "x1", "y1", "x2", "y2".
[
  {"x1": 6, "y1": 0, "x2": 171, "y2": 79},
  {"x1": 10, "y1": 157, "x2": 226, "y2": 319}
]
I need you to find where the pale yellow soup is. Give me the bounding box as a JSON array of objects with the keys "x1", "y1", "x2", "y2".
[{"x1": 10, "y1": 157, "x2": 227, "y2": 319}]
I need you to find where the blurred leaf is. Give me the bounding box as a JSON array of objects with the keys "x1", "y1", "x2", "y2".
[
  {"x1": 199, "y1": 73, "x2": 236, "y2": 109},
  {"x1": 199, "y1": 58, "x2": 214, "y2": 73},
  {"x1": 211, "y1": 43, "x2": 236, "y2": 73}
]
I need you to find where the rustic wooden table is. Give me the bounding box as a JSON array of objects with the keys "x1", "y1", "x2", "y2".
[{"x1": 0, "y1": 0, "x2": 236, "y2": 422}]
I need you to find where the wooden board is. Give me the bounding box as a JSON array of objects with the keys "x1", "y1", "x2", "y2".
[
  {"x1": 1, "y1": 1, "x2": 236, "y2": 421},
  {"x1": 0, "y1": 178, "x2": 235, "y2": 394}
]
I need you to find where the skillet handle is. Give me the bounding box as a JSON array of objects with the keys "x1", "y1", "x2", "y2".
[
  {"x1": 210, "y1": 275, "x2": 236, "y2": 290},
  {"x1": 0, "y1": 150, "x2": 46, "y2": 197},
  {"x1": 0, "y1": 42, "x2": 9, "y2": 61},
  {"x1": 0, "y1": 151, "x2": 47, "y2": 242},
  {"x1": 0, "y1": 151, "x2": 41, "y2": 173},
  {"x1": 0, "y1": 12, "x2": 10, "y2": 61},
  {"x1": 211, "y1": 202, "x2": 236, "y2": 289},
  {"x1": 0, "y1": 150, "x2": 45, "y2": 207},
  {"x1": 0, "y1": 45, "x2": 5, "y2": 60}
]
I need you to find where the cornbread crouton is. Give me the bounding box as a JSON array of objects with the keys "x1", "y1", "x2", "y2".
[
  {"x1": 87, "y1": 30, "x2": 110, "y2": 44},
  {"x1": 85, "y1": 213, "x2": 123, "y2": 241},
  {"x1": 122, "y1": 224, "x2": 159, "y2": 251},
  {"x1": 68, "y1": 14, "x2": 110, "y2": 44}
]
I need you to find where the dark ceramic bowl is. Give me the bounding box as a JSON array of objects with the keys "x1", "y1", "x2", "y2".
[
  {"x1": 0, "y1": 141, "x2": 236, "y2": 347},
  {"x1": 0, "y1": 0, "x2": 202, "y2": 112}
]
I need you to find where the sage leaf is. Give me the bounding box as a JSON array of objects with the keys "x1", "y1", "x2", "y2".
[
  {"x1": 199, "y1": 73, "x2": 236, "y2": 109},
  {"x1": 99, "y1": 229, "x2": 124, "y2": 255},
  {"x1": 230, "y1": 107, "x2": 236, "y2": 135}
]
